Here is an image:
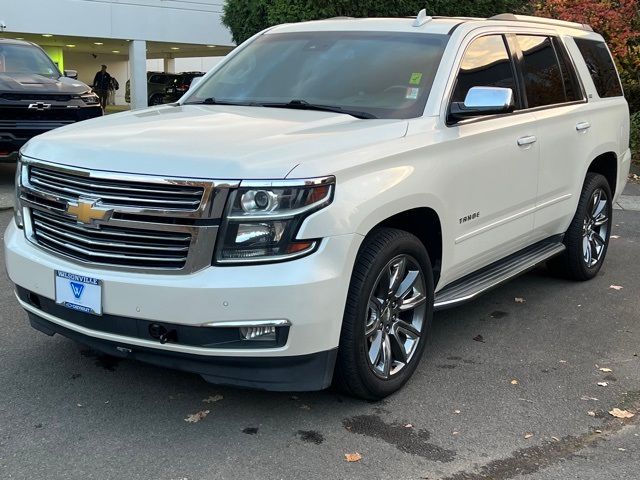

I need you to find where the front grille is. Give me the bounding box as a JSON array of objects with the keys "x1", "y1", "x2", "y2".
[
  {"x1": 0, "y1": 106, "x2": 81, "y2": 122},
  {"x1": 19, "y1": 159, "x2": 235, "y2": 273},
  {"x1": 29, "y1": 166, "x2": 204, "y2": 212},
  {"x1": 31, "y1": 209, "x2": 191, "y2": 269},
  {"x1": 0, "y1": 93, "x2": 75, "y2": 102}
]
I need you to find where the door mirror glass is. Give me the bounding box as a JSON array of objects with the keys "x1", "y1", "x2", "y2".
[
  {"x1": 450, "y1": 86, "x2": 514, "y2": 120},
  {"x1": 63, "y1": 69, "x2": 78, "y2": 79}
]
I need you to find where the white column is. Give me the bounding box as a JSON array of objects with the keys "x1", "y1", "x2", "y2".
[
  {"x1": 164, "y1": 57, "x2": 176, "y2": 73},
  {"x1": 129, "y1": 40, "x2": 148, "y2": 110}
]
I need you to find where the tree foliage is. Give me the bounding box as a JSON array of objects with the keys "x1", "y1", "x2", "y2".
[
  {"x1": 534, "y1": 0, "x2": 640, "y2": 75},
  {"x1": 222, "y1": 0, "x2": 532, "y2": 44}
]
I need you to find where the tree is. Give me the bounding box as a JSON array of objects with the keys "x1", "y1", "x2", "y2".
[
  {"x1": 222, "y1": 0, "x2": 532, "y2": 44},
  {"x1": 534, "y1": 0, "x2": 640, "y2": 75}
]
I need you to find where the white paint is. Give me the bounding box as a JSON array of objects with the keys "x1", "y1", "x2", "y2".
[{"x1": 147, "y1": 57, "x2": 225, "y2": 73}]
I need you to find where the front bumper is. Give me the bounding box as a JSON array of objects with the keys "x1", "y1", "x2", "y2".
[{"x1": 5, "y1": 220, "x2": 362, "y2": 389}]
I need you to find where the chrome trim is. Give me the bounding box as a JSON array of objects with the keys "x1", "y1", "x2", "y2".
[
  {"x1": 19, "y1": 156, "x2": 238, "y2": 274},
  {"x1": 202, "y1": 319, "x2": 291, "y2": 328},
  {"x1": 215, "y1": 241, "x2": 318, "y2": 264},
  {"x1": 240, "y1": 175, "x2": 335, "y2": 188}
]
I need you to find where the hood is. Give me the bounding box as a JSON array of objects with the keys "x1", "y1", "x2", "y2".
[
  {"x1": 22, "y1": 104, "x2": 409, "y2": 179},
  {"x1": 0, "y1": 73, "x2": 90, "y2": 94}
]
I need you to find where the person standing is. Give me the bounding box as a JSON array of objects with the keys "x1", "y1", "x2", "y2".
[{"x1": 92, "y1": 65, "x2": 111, "y2": 110}]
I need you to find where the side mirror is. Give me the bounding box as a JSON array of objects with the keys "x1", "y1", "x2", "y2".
[
  {"x1": 449, "y1": 86, "x2": 515, "y2": 121},
  {"x1": 63, "y1": 69, "x2": 78, "y2": 79},
  {"x1": 189, "y1": 76, "x2": 203, "y2": 90}
]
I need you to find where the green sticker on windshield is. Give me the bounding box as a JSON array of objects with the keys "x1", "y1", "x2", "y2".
[{"x1": 409, "y1": 72, "x2": 423, "y2": 85}]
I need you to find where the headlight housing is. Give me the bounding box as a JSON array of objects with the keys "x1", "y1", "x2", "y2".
[
  {"x1": 214, "y1": 177, "x2": 334, "y2": 264},
  {"x1": 13, "y1": 156, "x2": 23, "y2": 229},
  {"x1": 79, "y1": 92, "x2": 100, "y2": 105}
]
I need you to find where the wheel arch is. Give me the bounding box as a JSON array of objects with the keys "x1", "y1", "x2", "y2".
[
  {"x1": 586, "y1": 151, "x2": 618, "y2": 196},
  {"x1": 367, "y1": 207, "x2": 443, "y2": 286}
]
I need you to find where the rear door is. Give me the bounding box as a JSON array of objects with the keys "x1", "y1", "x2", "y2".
[{"x1": 513, "y1": 34, "x2": 594, "y2": 239}]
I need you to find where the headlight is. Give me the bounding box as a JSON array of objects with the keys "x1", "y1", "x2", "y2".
[
  {"x1": 13, "y1": 157, "x2": 23, "y2": 229},
  {"x1": 80, "y1": 92, "x2": 100, "y2": 105},
  {"x1": 214, "y1": 177, "x2": 334, "y2": 264}
]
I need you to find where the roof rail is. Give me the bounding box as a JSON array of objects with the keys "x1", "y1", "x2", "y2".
[{"x1": 489, "y1": 13, "x2": 593, "y2": 32}]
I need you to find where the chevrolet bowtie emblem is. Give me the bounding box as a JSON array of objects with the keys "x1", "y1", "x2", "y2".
[{"x1": 66, "y1": 199, "x2": 112, "y2": 226}]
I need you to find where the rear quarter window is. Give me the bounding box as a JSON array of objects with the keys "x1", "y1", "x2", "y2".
[{"x1": 573, "y1": 38, "x2": 623, "y2": 98}]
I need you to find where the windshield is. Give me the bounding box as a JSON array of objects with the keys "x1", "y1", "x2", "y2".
[
  {"x1": 0, "y1": 44, "x2": 61, "y2": 79},
  {"x1": 185, "y1": 31, "x2": 448, "y2": 119}
]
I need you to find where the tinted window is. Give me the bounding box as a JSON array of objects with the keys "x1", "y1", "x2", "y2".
[
  {"x1": 554, "y1": 39, "x2": 582, "y2": 102},
  {"x1": 451, "y1": 35, "x2": 517, "y2": 105},
  {"x1": 187, "y1": 31, "x2": 449, "y2": 119},
  {"x1": 0, "y1": 44, "x2": 60, "y2": 78},
  {"x1": 518, "y1": 35, "x2": 567, "y2": 107},
  {"x1": 574, "y1": 38, "x2": 623, "y2": 97}
]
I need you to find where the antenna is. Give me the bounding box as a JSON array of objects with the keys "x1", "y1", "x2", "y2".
[{"x1": 413, "y1": 9, "x2": 432, "y2": 27}]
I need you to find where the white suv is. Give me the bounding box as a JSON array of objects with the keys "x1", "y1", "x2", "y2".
[{"x1": 5, "y1": 13, "x2": 631, "y2": 399}]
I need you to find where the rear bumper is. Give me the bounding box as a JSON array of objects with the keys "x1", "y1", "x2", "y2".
[{"x1": 28, "y1": 311, "x2": 337, "y2": 391}]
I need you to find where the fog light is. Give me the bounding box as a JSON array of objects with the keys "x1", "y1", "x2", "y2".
[{"x1": 240, "y1": 325, "x2": 276, "y2": 341}]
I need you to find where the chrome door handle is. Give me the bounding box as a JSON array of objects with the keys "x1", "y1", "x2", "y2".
[
  {"x1": 517, "y1": 135, "x2": 537, "y2": 147},
  {"x1": 576, "y1": 121, "x2": 591, "y2": 132}
]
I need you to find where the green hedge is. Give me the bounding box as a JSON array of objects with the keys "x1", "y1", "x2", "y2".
[{"x1": 223, "y1": 0, "x2": 532, "y2": 44}]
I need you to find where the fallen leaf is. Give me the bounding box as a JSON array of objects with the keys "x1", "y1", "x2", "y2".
[
  {"x1": 511, "y1": 379, "x2": 519, "y2": 385},
  {"x1": 524, "y1": 433, "x2": 534, "y2": 439},
  {"x1": 551, "y1": 436, "x2": 560, "y2": 442},
  {"x1": 473, "y1": 334, "x2": 485, "y2": 343},
  {"x1": 610, "y1": 235, "x2": 620, "y2": 239},
  {"x1": 76, "y1": 403, "x2": 83, "y2": 408},
  {"x1": 515, "y1": 297, "x2": 526, "y2": 303},
  {"x1": 598, "y1": 368, "x2": 613, "y2": 373},
  {"x1": 609, "y1": 285, "x2": 623, "y2": 291},
  {"x1": 202, "y1": 395, "x2": 223, "y2": 404},
  {"x1": 597, "y1": 382, "x2": 608, "y2": 387},
  {"x1": 581, "y1": 396, "x2": 599, "y2": 401},
  {"x1": 595, "y1": 429, "x2": 602, "y2": 433},
  {"x1": 454, "y1": 410, "x2": 461, "y2": 414},
  {"x1": 618, "y1": 448, "x2": 627, "y2": 452},
  {"x1": 587, "y1": 411, "x2": 596, "y2": 417},
  {"x1": 559, "y1": 360, "x2": 567, "y2": 363},
  {"x1": 609, "y1": 408, "x2": 635, "y2": 419},
  {"x1": 452, "y1": 431, "x2": 459, "y2": 435},
  {"x1": 345, "y1": 453, "x2": 362, "y2": 462},
  {"x1": 404, "y1": 423, "x2": 413, "y2": 428},
  {"x1": 184, "y1": 410, "x2": 210, "y2": 423}
]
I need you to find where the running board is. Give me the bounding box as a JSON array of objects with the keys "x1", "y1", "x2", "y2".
[{"x1": 434, "y1": 241, "x2": 566, "y2": 310}]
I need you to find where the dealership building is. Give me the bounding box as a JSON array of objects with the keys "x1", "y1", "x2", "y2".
[{"x1": 0, "y1": 0, "x2": 234, "y2": 108}]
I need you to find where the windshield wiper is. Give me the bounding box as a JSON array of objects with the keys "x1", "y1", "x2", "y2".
[
  {"x1": 184, "y1": 97, "x2": 257, "y2": 106},
  {"x1": 259, "y1": 99, "x2": 377, "y2": 119}
]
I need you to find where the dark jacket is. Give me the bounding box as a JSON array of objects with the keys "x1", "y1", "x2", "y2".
[{"x1": 93, "y1": 71, "x2": 111, "y2": 91}]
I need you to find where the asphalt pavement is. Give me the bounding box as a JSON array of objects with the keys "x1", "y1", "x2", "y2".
[{"x1": 0, "y1": 187, "x2": 639, "y2": 480}]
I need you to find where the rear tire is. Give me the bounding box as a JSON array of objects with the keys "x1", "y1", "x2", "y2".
[
  {"x1": 149, "y1": 95, "x2": 164, "y2": 106},
  {"x1": 334, "y1": 228, "x2": 434, "y2": 400},
  {"x1": 547, "y1": 173, "x2": 612, "y2": 281}
]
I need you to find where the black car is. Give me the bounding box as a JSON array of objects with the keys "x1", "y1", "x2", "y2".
[
  {"x1": 124, "y1": 72, "x2": 180, "y2": 106},
  {"x1": 0, "y1": 39, "x2": 102, "y2": 162},
  {"x1": 163, "y1": 72, "x2": 205, "y2": 103}
]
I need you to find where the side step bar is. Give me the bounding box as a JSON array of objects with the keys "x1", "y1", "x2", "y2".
[{"x1": 434, "y1": 240, "x2": 566, "y2": 310}]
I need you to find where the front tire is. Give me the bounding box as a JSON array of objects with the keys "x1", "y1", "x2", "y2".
[
  {"x1": 334, "y1": 228, "x2": 434, "y2": 400},
  {"x1": 548, "y1": 173, "x2": 613, "y2": 280}
]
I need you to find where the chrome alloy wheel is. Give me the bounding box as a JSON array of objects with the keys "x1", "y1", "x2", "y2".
[
  {"x1": 365, "y1": 255, "x2": 428, "y2": 379},
  {"x1": 582, "y1": 188, "x2": 610, "y2": 268}
]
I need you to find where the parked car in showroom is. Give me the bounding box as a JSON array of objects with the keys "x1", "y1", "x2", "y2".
[
  {"x1": 6, "y1": 13, "x2": 630, "y2": 399},
  {"x1": 0, "y1": 38, "x2": 102, "y2": 162},
  {"x1": 124, "y1": 71, "x2": 179, "y2": 106},
  {"x1": 163, "y1": 71, "x2": 205, "y2": 103}
]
